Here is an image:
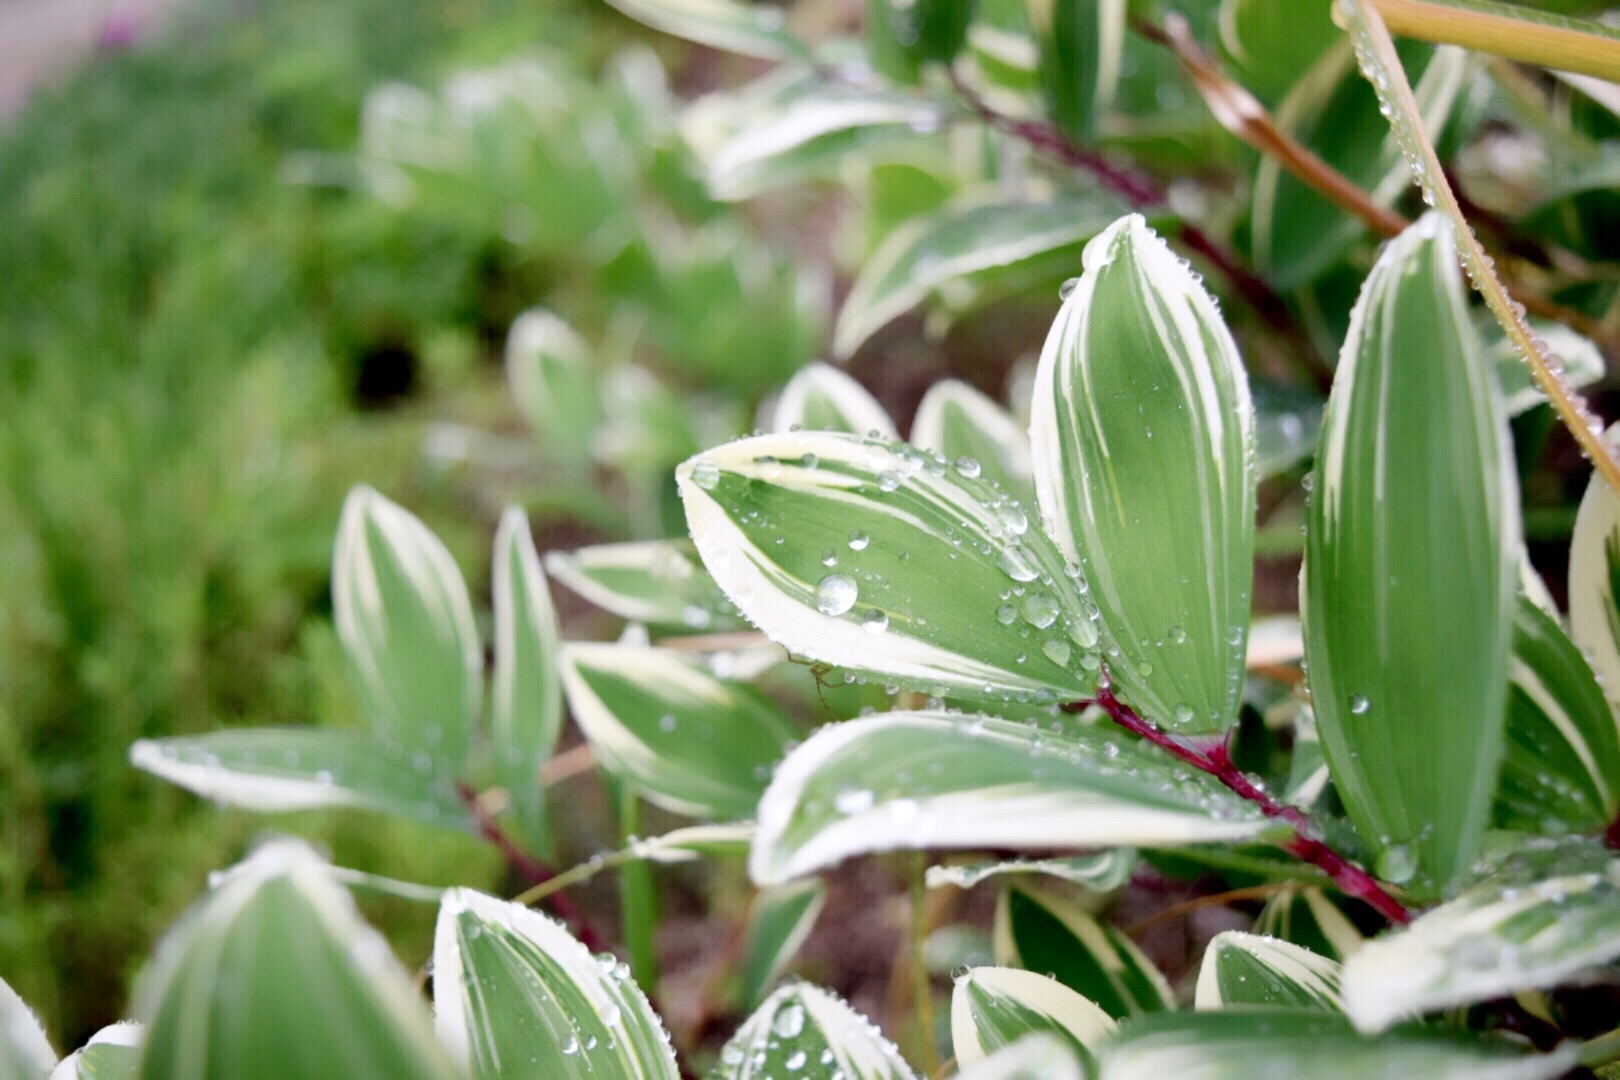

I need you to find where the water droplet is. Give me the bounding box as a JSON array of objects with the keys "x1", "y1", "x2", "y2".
[
  {"x1": 848, "y1": 530, "x2": 870, "y2": 551},
  {"x1": 690, "y1": 461, "x2": 720, "y2": 490},
  {"x1": 954, "y1": 456, "x2": 981, "y2": 479},
  {"x1": 1059, "y1": 277, "x2": 1080, "y2": 300},
  {"x1": 997, "y1": 546, "x2": 1040, "y2": 583},
  {"x1": 862, "y1": 609, "x2": 889, "y2": 634},
  {"x1": 659, "y1": 714, "x2": 677, "y2": 733},
  {"x1": 1022, "y1": 593, "x2": 1059, "y2": 629},
  {"x1": 600, "y1": 1003, "x2": 622, "y2": 1026},
  {"x1": 1376, "y1": 841, "x2": 1417, "y2": 884},
  {"x1": 1349, "y1": 694, "x2": 1370, "y2": 715},
  {"x1": 878, "y1": 471, "x2": 900, "y2": 492},
  {"x1": 562, "y1": 1035, "x2": 580, "y2": 1056},
  {"x1": 816, "y1": 574, "x2": 858, "y2": 616},
  {"x1": 773, "y1": 1002, "x2": 807, "y2": 1038},
  {"x1": 835, "y1": 789, "x2": 874, "y2": 815},
  {"x1": 1168, "y1": 625, "x2": 1186, "y2": 644},
  {"x1": 1042, "y1": 639, "x2": 1071, "y2": 666}
]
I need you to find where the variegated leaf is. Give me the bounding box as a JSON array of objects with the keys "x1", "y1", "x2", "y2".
[
  {"x1": 1570, "y1": 424, "x2": 1620, "y2": 712},
  {"x1": 772, "y1": 362, "x2": 896, "y2": 438},
  {"x1": 926, "y1": 849, "x2": 1136, "y2": 892},
  {"x1": 1028, "y1": 0, "x2": 1126, "y2": 143},
  {"x1": 1303, "y1": 213, "x2": 1519, "y2": 897},
  {"x1": 995, "y1": 885, "x2": 1174, "y2": 1020},
  {"x1": 1031, "y1": 213, "x2": 1255, "y2": 737},
  {"x1": 1342, "y1": 838, "x2": 1620, "y2": 1034},
  {"x1": 559, "y1": 643, "x2": 797, "y2": 821},
  {"x1": 434, "y1": 889, "x2": 678, "y2": 1079},
  {"x1": 679, "y1": 432, "x2": 1098, "y2": 704},
  {"x1": 48, "y1": 1025, "x2": 141, "y2": 1080},
  {"x1": 910, "y1": 380, "x2": 1035, "y2": 507},
  {"x1": 600, "y1": 0, "x2": 808, "y2": 60},
  {"x1": 740, "y1": 879, "x2": 827, "y2": 1010},
  {"x1": 1194, "y1": 932, "x2": 1342, "y2": 1011},
  {"x1": 951, "y1": 966, "x2": 1116, "y2": 1070},
  {"x1": 955, "y1": 1035, "x2": 1083, "y2": 1080},
  {"x1": 1253, "y1": 888, "x2": 1364, "y2": 963},
  {"x1": 505, "y1": 309, "x2": 603, "y2": 460},
  {"x1": 332, "y1": 486, "x2": 482, "y2": 766},
  {"x1": 1, "y1": 977, "x2": 55, "y2": 1080},
  {"x1": 711, "y1": 983, "x2": 918, "y2": 1080},
  {"x1": 544, "y1": 540, "x2": 740, "y2": 632},
  {"x1": 749, "y1": 712, "x2": 1269, "y2": 885}
]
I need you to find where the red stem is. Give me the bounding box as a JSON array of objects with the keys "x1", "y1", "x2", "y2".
[
  {"x1": 457, "y1": 783, "x2": 611, "y2": 951},
  {"x1": 1606, "y1": 815, "x2": 1620, "y2": 851},
  {"x1": 1065, "y1": 680, "x2": 1412, "y2": 925}
]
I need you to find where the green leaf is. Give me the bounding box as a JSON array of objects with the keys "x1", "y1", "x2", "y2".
[
  {"x1": 433, "y1": 888, "x2": 679, "y2": 1079},
  {"x1": 544, "y1": 540, "x2": 741, "y2": 632},
  {"x1": 964, "y1": 2, "x2": 1040, "y2": 98},
  {"x1": 1253, "y1": 42, "x2": 1468, "y2": 288},
  {"x1": 1215, "y1": 0, "x2": 1340, "y2": 102},
  {"x1": 711, "y1": 983, "x2": 918, "y2": 1080},
  {"x1": 1253, "y1": 888, "x2": 1364, "y2": 963},
  {"x1": 1091, "y1": 1010, "x2": 1576, "y2": 1078},
  {"x1": 951, "y1": 966, "x2": 1116, "y2": 1070},
  {"x1": 866, "y1": 0, "x2": 973, "y2": 81},
  {"x1": 1194, "y1": 932, "x2": 1342, "y2": 1011},
  {"x1": 679, "y1": 431, "x2": 1098, "y2": 704},
  {"x1": 1303, "y1": 213, "x2": 1519, "y2": 897},
  {"x1": 600, "y1": 0, "x2": 809, "y2": 60},
  {"x1": 505, "y1": 309, "x2": 603, "y2": 461},
  {"x1": 910, "y1": 380, "x2": 1035, "y2": 507},
  {"x1": 926, "y1": 849, "x2": 1137, "y2": 892},
  {"x1": 995, "y1": 885, "x2": 1175, "y2": 1020},
  {"x1": 1, "y1": 977, "x2": 55, "y2": 1080},
  {"x1": 1570, "y1": 426, "x2": 1620, "y2": 711},
  {"x1": 1343, "y1": 838, "x2": 1620, "y2": 1033},
  {"x1": 48, "y1": 1024, "x2": 141, "y2": 1080},
  {"x1": 740, "y1": 879, "x2": 827, "y2": 1011},
  {"x1": 1028, "y1": 0, "x2": 1126, "y2": 143},
  {"x1": 954, "y1": 1035, "x2": 1083, "y2": 1080},
  {"x1": 833, "y1": 195, "x2": 1129, "y2": 358},
  {"x1": 751, "y1": 712, "x2": 1269, "y2": 885},
  {"x1": 492, "y1": 508, "x2": 564, "y2": 857},
  {"x1": 128, "y1": 728, "x2": 470, "y2": 830},
  {"x1": 134, "y1": 840, "x2": 456, "y2": 1080},
  {"x1": 1496, "y1": 594, "x2": 1620, "y2": 833},
  {"x1": 1489, "y1": 317, "x2": 1605, "y2": 416},
  {"x1": 1030, "y1": 213, "x2": 1255, "y2": 736},
  {"x1": 772, "y1": 362, "x2": 897, "y2": 437},
  {"x1": 558, "y1": 643, "x2": 797, "y2": 820},
  {"x1": 332, "y1": 486, "x2": 482, "y2": 767}
]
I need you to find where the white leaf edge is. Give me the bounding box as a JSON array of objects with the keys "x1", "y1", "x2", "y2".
[
  {"x1": 1194, "y1": 931, "x2": 1343, "y2": 1011},
  {"x1": 771, "y1": 362, "x2": 897, "y2": 438},
  {"x1": 49, "y1": 1023, "x2": 143, "y2": 1080},
  {"x1": 951, "y1": 966, "x2": 1116, "y2": 1068}
]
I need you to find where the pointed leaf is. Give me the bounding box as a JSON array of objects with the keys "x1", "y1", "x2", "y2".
[
  {"x1": 332, "y1": 487, "x2": 482, "y2": 766},
  {"x1": 559, "y1": 643, "x2": 797, "y2": 820},
  {"x1": 951, "y1": 966, "x2": 1116, "y2": 1070},
  {"x1": 955, "y1": 1035, "x2": 1083, "y2": 1080},
  {"x1": 506, "y1": 309, "x2": 603, "y2": 460},
  {"x1": 1342, "y1": 838, "x2": 1620, "y2": 1034},
  {"x1": 711, "y1": 983, "x2": 918, "y2": 1080},
  {"x1": 1092, "y1": 1010, "x2": 1576, "y2": 1079},
  {"x1": 1216, "y1": 0, "x2": 1339, "y2": 102},
  {"x1": 834, "y1": 196, "x2": 1128, "y2": 359},
  {"x1": 1253, "y1": 888, "x2": 1364, "y2": 963},
  {"x1": 544, "y1": 540, "x2": 741, "y2": 632},
  {"x1": 134, "y1": 840, "x2": 455, "y2": 1080},
  {"x1": 910, "y1": 380, "x2": 1035, "y2": 506},
  {"x1": 433, "y1": 888, "x2": 678, "y2": 1079},
  {"x1": 129, "y1": 728, "x2": 470, "y2": 829},
  {"x1": 1, "y1": 977, "x2": 55, "y2": 1080},
  {"x1": 49, "y1": 1025, "x2": 141, "y2": 1080},
  {"x1": 1194, "y1": 932, "x2": 1342, "y2": 1011},
  {"x1": 740, "y1": 879, "x2": 827, "y2": 1010},
  {"x1": 1031, "y1": 213, "x2": 1255, "y2": 736},
  {"x1": 1570, "y1": 425, "x2": 1620, "y2": 711},
  {"x1": 995, "y1": 885, "x2": 1174, "y2": 1020},
  {"x1": 1303, "y1": 213, "x2": 1519, "y2": 897},
  {"x1": 751, "y1": 711, "x2": 1268, "y2": 885},
  {"x1": 679, "y1": 432, "x2": 1098, "y2": 704},
  {"x1": 492, "y1": 508, "x2": 565, "y2": 855},
  {"x1": 1028, "y1": 0, "x2": 1126, "y2": 143},
  {"x1": 600, "y1": 0, "x2": 808, "y2": 60},
  {"x1": 772, "y1": 363, "x2": 896, "y2": 438},
  {"x1": 927, "y1": 849, "x2": 1136, "y2": 892}
]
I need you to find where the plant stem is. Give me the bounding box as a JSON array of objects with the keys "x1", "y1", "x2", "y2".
[
  {"x1": 1581, "y1": 1027, "x2": 1620, "y2": 1070},
  {"x1": 617, "y1": 788, "x2": 661, "y2": 989},
  {"x1": 1064, "y1": 678, "x2": 1412, "y2": 925},
  {"x1": 1605, "y1": 814, "x2": 1620, "y2": 851},
  {"x1": 1368, "y1": 0, "x2": 1620, "y2": 85},
  {"x1": 908, "y1": 851, "x2": 942, "y2": 1078}
]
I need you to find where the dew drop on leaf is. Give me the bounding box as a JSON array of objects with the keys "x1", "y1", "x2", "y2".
[{"x1": 816, "y1": 574, "x2": 858, "y2": 616}]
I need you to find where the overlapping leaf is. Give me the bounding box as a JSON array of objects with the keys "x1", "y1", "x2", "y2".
[
  {"x1": 1569, "y1": 424, "x2": 1620, "y2": 710},
  {"x1": 1, "y1": 977, "x2": 55, "y2": 1080},
  {"x1": 1028, "y1": 0, "x2": 1125, "y2": 143},
  {"x1": 1215, "y1": 0, "x2": 1340, "y2": 102},
  {"x1": 711, "y1": 983, "x2": 918, "y2": 1080},
  {"x1": 1194, "y1": 932, "x2": 1342, "y2": 1011},
  {"x1": 433, "y1": 888, "x2": 678, "y2": 1079},
  {"x1": 544, "y1": 540, "x2": 740, "y2": 631},
  {"x1": 740, "y1": 879, "x2": 827, "y2": 1010},
  {"x1": 1253, "y1": 888, "x2": 1363, "y2": 963},
  {"x1": 1031, "y1": 213, "x2": 1255, "y2": 736},
  {"x1": 771, "y1": 362, "x2": 896, "y2": 437},
  {"x1": 505, "y1": 309, "x2": 603, "y2": 460},
  {"x1": 955, "y1": 1035, "x2": 1083, "y2": 1080},
  {"x1": 927, "y1": 849, "x2": 1136, "y2": 892},
  {"x1": 951, "y1": 966, "x2": 1116, "y2": 1070},
  {"x1": 910, "y1": 380, "x2": 1035, "y2": 506},
  {"x1": 48, "y1": 1025, "x2": 141, "y2": 1080},
  {"x1": 750, "y1": 711, "x2": 1268, "y2": 885}
]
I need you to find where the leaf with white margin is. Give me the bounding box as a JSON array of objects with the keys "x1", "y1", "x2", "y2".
[
  {"x1": 505, "y1": 308, "x2": 602, "y2": 460},
  {"x1": 1, "y1": 976, "x2": 55, "y2": 1080},
  {"x1": 910, "y1": 380, "x2": 1035, "y2": 506},
  {"x1": 1254, "y1": 888, "x2": 1363, "y2": 963},
  {"x1": 1028, "y1": 0, "x2": 1126, "y2": 144},
  {"x1": 49, "y1": 1024, "x2": 141, "y2": 1080},
  {"x1": 1497, "y1": 594, "x2": 1620, "y2": 834},
  {"x1": 995, "y1": 884, "x2": 1174, "y2": 1020},
  {"x1": 128, "y1": 728, "x2": 471, "y2": 829},
  {"x1": 492, "y1": 508, "x2": 565, "y2": 856},
  {"x1": 434, "y1": 888, "x2": 678, "y2": 1080},
  {"x1": 134, "y1": 839, "x2": 456, "y2": 1080},
  {"x1": 1569, "y1": 424, "x2": 1620, "y2": 712},
  {"x1": 954, "y1": 1034, "x2": 1084, "y2": 1080},
  {"x1": 749, "y1": 711, "x2": 1268, "y2": 885},
  {"x1": 1090, "y1": 1010, "x2": 1576, "y2": 1079},
  {"x1": 544, "y1": 540, "x2": 741, "y2": 632},
  {"x1": 1489, "y1": 317, "x2": 1605, "y2": 417},
  {"x1": 559, "y1": 643, "x2": 797, "y2": 821},
  {"x1": 834, "y1": 196, "x2": 1129, "y2": 359},
  {"x1": 927, "y1": 849, "x2": 1136, "y2": 892},
  {"x1": 952, "y1": 966, "x2": 1116, "y2": 1070},
  {"x1": 629, "y1": 822, "x2": 757, "y2": 863},
  {"x1": 332, "y1": 486, "x2": 482, "y2": 766},
  {"x1": 679, "y1": 431, "x2": 1098, "y2": 705},
  {"x1": 1303, "y1": 214, "x2": 1519, "y2": 898},
  {"x1": 1342, "y1": 837, "x2": 1620, "y2": 1034},
  {"x1": 1194, "y1": 932, "x2": 1342, "y2": 1011},
  {"x1": 740, "y1": 879, "x2": 826, "y2": 1010},
  {"x1": 601, "y1": 0, "x2": 808, "y2": 61},
  {"x1": 1031, "y1": 213, "x2": 1255, "y2": 737},
  {"x1": 772, "y1": 362, "x2": 896, "y2": 438},
  {"x1": 711, "y1": 982, "x2": 918, "y2": 1080}
]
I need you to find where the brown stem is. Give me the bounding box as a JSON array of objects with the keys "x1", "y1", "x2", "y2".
[
  {"x1": 457, "y1": 782, "x2": 611, "y2": 951},
  {"x1": 1064, "y1": 676, "x2": 1412, "y2": 925},
  {"x1": 1605, "y1": 815, "x2": 1620, "y2": 851}
]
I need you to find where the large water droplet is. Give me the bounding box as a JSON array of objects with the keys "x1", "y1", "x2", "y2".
[
  {"x1": 1022, "y1": 593, "x2": 1059, "y2": 629},
  {"x1": 816, "y1": 574, "x2": 858, "y2": 616},
  {"x1": 862, "y1": 609, "x2": 889, "y2": 634},
  {"x1": 954, "y1": 456, "x2": 981, "y2": 479},
  {"x1": 773, "y1": 1002, "x2": 807, "y2": 1038},
  {"x1": 1376, "y1": 842, "x2": 1417, "y2": 884},
  {"x1": 691, "y1": 461, "x2": 720, "y2": 490},
  {"x1": 848, "y1": 530, "x2": 870, "y2": 551}
]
